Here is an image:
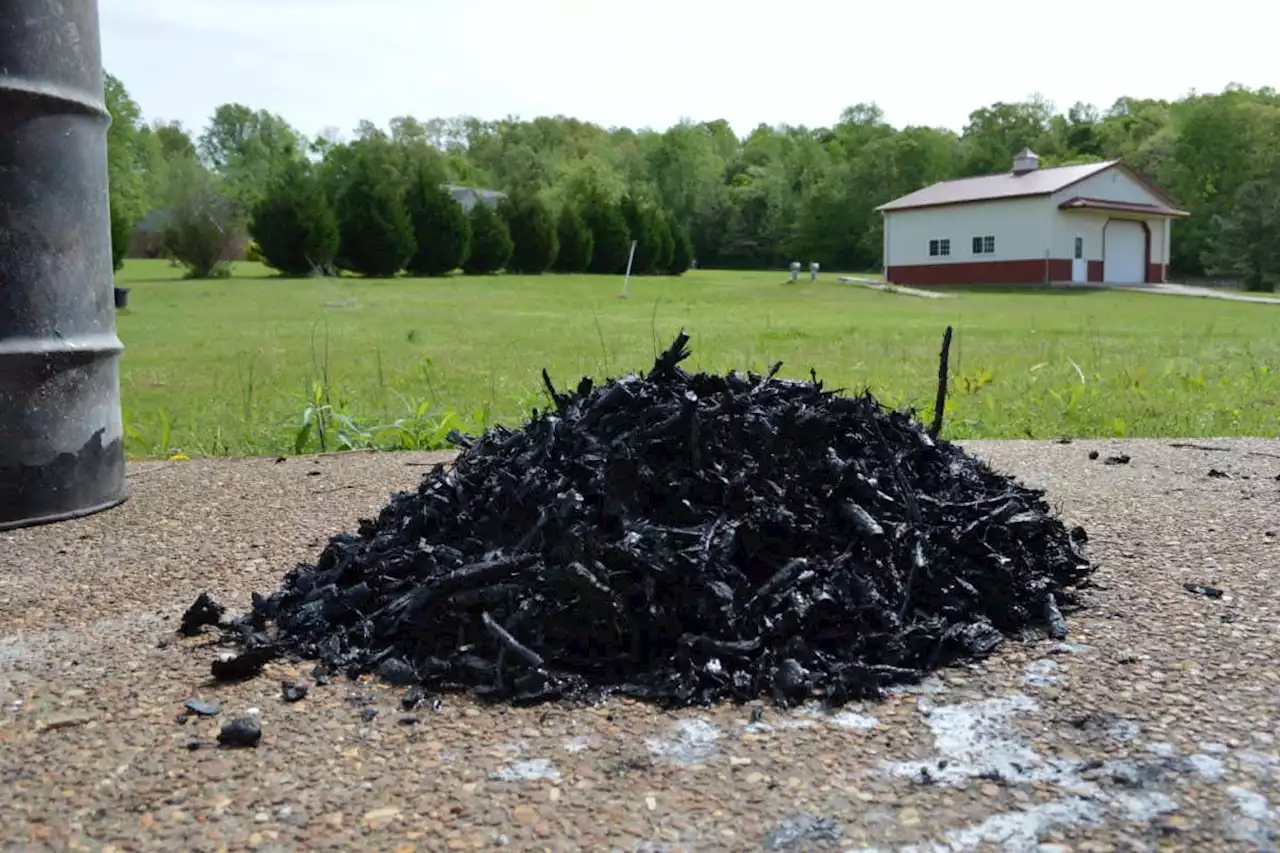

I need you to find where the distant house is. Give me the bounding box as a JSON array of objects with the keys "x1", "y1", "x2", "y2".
[
  {"x1": 875, "y1": 149, "x2": 1189, "y2": 285},
  {"x1": 126, "y1": 208, "x2": 249, "y2": 261},
  {"x1": 444, "y1": 185, "x2": 506, "y2": 212},
  {"x1": 128, "y1": 209, "x2": 171, "y2": 259}
]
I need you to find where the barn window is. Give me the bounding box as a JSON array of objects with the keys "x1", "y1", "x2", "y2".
[
  {"x1": 929, "y1": 239, "x2": 939, "y2": 256},
  {"x1": 1074, "y1": 236, "x2": 1084, "y2": 259},
  {"x1": 929, "y1": 239, "x2": 951, "y2": 257},
  {"x1": 972, "y1": 235, "x2": 996, "y2": 255}
]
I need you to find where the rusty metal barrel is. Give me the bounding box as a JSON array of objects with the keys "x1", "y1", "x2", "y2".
[{"x1": 0, "y1": 0, "x2": 129, "y2": 531}]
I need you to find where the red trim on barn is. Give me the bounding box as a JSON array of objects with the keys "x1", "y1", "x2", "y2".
[
  {"x1": 1147, "y1": 263, "x2": 1166, "y2": 283},
  {"x1": 1087, "y1": 261, "x2": 1103, "y2": 282},
  {"x1": 887, "y1": 259, "x2": 1072, "y2": 285},
  {"x1": 1144, "y1": 223, "x2": 1153, "y2": 283}
]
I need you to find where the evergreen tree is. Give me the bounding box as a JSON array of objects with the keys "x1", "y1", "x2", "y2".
[
  {"x1": 249, "y1": 159, "x2": 339, "y2": 276},
  {"x1": 462, "y1": 201, "x2": 514, "y2": 274},
  {"x1": 582, "y1": 195, "x2": 631, "y2": 274},
  {"x1": 621, "y1": 196, "x2": 666, "y2": 274},
  {"x1": 334, "y1": 143, "x2": 414, "y2": 277},
  {"x1": 651, "y1": 210, "x2": 675, "y2": 274},
  {"x1": 553, "y1": 204, "x2": 594, "y2": 272},
  {"x1": 501, "y1": 195, "x2": 558, "y2": 274},
  {"x1": 1202, "y1": 179, "x2": 1280, "y2": 292},
  {"x1": 405, "y1": 171, "x2": 470, "y2": 276},
  {"x1": 667, "y1": 220, "x2": 693, "y2": 275}
]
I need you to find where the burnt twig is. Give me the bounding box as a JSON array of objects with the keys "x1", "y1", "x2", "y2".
[{"x1": 928, "y1": 326, "x2": 953, "y2": 440}]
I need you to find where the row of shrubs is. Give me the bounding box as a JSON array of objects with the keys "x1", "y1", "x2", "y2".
[{"x1": 248, "y1": 159, "x2": 693, "y2": 279}]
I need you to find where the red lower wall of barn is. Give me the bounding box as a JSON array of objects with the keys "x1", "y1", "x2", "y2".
[
  {"x1": 888, "y1": 259, "x2": 1068, "y2": 285},
  {"x1": 887, "y1": 258, "x2": 1169, "y2": 286}
]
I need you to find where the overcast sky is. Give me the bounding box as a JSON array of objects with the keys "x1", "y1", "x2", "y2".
[{"x1": 102, "y1": 0, "x2": 1276, "y2": 142}]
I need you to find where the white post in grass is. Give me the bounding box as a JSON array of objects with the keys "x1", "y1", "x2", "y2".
[{"x1": 619, "y1": 240, "x2": 639, "y2": 299}]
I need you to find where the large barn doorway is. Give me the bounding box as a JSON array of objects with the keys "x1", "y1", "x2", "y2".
[{"x1": 1103, "y1": 221, "x2": 1146, "y2": 284}]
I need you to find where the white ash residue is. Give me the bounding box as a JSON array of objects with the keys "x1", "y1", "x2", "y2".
[
  {"x1": 743, "y1": 703, "x2": 879, "y2": 734},
  {"x1": 1105, "y1": 719, "x2": 1142, "y2": 743},
  {"x1": 1109, "y1": 791, "x2": 1179, "y2": 822},
  {"x1": 827, "y1": 710, "x2": 880, "y2": 730},
  {"x1": 563, "y1": 735, "x2": 592, "y2": 753},
  {"x1": 883, "y1": 694, "x2": 1084, "y2": 790},
  {"x1": 1021, "y1": 659, "x2": 1067, "y2": 688},
  {"x1": 1185, "y1": 753, "x2": 1227, "y2": 781},
  {"x1": 645, "y1": 719, "x2": 719, "y2": 766},
  {"x1": 844, "y1": 799, "x2": 1105, "y2": 853},
  {"x1": 1237, "y1": 749, "x2": 1280, "y2": 780},
  {"x1": 1227, "y1": 786, "x2": 1278, "y2": 848},
  {"x1": 885, "y1": 675, "x2": 949, "y2": 696},
  {"x1": 1229, "y1": 786, "x2": 1275, "y2": 822},
  {"x1": 489, "y1": 757, "x2": 561, "y2": 782}
]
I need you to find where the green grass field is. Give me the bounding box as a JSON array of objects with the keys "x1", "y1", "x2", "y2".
[{"x1": 112, "y1": 260, "x2": 1280, "y2": 459}]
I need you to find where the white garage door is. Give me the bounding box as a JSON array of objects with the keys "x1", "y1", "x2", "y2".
[{"x1": 1103, "y1": 221, "x2": 1146, "y2": 284}]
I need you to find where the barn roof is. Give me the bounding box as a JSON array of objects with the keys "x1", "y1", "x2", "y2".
[{"x1": 875, "y1": 159, "x2": 1124, "y2": 213}]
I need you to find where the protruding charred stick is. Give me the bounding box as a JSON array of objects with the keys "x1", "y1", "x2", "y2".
[
  {"x1": 928, "y1": 326, "x2": 954, "y2": 440},
  {"x1": 542, "y1": 368, "x2": 564, "y2": 411},
  {"x1": 481, "y1": 611, "x2": 545, "y2": 669}
]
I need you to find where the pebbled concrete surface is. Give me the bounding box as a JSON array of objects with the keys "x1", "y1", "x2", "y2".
[{"x1": 2, "y1": 440, "x2": 1278, "y2": 852}]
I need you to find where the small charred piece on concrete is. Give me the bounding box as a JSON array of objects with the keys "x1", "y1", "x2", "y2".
[
  {"x1": 179, "y1": 591, "x2": 225, "y2": 636},
  {"x1": 281, "y1": 680, "x2": 308, "y2": 703},
  {"x1": 217, "y1": 717, "x2": 261, "y2": 748},
  {"x1": 210, "y1": 332, "x2": 1094, "y2": 708}
]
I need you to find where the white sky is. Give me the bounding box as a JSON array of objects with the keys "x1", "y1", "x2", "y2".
[{"x1": 102, "y1": 0, "x2": 1278, "y2": 142}]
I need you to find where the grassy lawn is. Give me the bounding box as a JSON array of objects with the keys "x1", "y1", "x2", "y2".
[{"x1": 112, "y1": 260, "x2": 1280, "y2": 458}]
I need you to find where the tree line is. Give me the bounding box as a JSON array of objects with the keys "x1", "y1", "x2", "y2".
[{"x1": 105, "y1": 76, "x2": 1280, "y2": 289}]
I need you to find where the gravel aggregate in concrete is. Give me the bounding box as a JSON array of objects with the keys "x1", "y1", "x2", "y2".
[{"x1": 2, "y1": 440, "x2": 1279, "y2": 852}]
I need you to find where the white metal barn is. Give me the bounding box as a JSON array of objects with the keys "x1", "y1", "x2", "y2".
[{"x1": 875, "y1": 149, "x2": 1189, "y2": 286}]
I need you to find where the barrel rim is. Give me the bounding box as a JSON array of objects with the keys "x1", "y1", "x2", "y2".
[
  {"x1": 0, "y1": 76, "x2": 110, "y2": 119},
  {"x1": 0, "y1": 484, "x2": 130, "y2": 532}
]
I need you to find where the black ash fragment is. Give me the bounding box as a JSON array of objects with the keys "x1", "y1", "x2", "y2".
[
  {"x1": 179, "y1": 591, "x2": 225, "y2": 636},
  {"x1": 1088, "y1": 451, "x2": 1100, "y2": 460},
  {"x1": 204, "y1": 332, "x2": 1094, "y2": 708},
  {"x1": 401, "y1": 686, "x2": 425, "y2": 711},
  {"x1": 763, "y1": 814, "x2": 841, "y2": 851},
  {"x1": 1104, "y1": 455, "x2": 1131, "y2": 465},
  {"x1": 281, "y1": 681, "x2": 308, "y2": 703},
  {"x1": 1183, "y1": 583, "x2": 1224, "y2": 599},
  {"x1": 1207, "y1": 469, "x2": 1231, "y2": 479},
  {"x1": 216, "y1": 717, "x2": 261, "y2": 748},
  {"x1": 183, "y1": 699, "x2": 219, "y2": 717},
  {"x1": 361, "y1": 708, "x2": 378, "y2": 722},
  {"x1": 211, "y1": 647, "x2": 272, "y2": 682},
  {"x1": 1044, "y1": 594, "x2": 1069, "y2": 640}
]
